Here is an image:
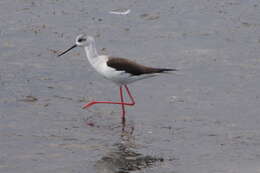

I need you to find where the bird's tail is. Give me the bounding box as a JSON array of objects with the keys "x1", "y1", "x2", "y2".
[
  {"x1": 143, "y1": 67, "x2": 178, "y2": 74},
  {"x1": 154, "y1": 68, "x2": 178, "y2": 73}
]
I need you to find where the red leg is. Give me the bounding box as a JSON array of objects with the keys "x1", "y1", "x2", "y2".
[
  {"x1": 82, "y1": 85, "x2": 135, "y2": 109},
  {"x1": 124, "y1": 85, "x2": 135, "y2": 105}
]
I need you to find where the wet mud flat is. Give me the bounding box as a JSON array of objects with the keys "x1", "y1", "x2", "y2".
[{"x1": 1, "y1": 0, "x2": 260, "y2": 172}]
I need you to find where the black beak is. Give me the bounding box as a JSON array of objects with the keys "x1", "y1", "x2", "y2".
[{"x1": 58, "y1": 44, "x2": 77, "y2": 57}]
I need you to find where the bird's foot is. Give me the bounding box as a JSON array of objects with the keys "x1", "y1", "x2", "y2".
[{"x1": 82, "y1": 102, "x2": 96, "y2": 109}]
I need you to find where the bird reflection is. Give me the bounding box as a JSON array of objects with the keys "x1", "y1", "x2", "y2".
[{"x1": 95, "y1": 122, "x2": 163, "y2": 173}]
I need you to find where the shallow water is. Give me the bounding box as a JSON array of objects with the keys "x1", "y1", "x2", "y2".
[{"x1": 1, "y1": 0, "x2": 260, "y2": 172}]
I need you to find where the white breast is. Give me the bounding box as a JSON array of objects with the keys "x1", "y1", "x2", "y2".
[
  {"x1": 89, "y1": 55, "x2": 128, "y2": 84},
  {"x1": 89, "y1": 55, "x2": 156, "y2": 85}
]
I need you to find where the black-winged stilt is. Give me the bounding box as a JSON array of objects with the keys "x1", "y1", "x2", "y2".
[{"x1": 58, "y1": 34, "x2": 177, "y2": 123}]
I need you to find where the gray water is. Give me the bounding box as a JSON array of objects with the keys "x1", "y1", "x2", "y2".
[{"x1": 1, "y1": 0, "x2": 260, "y2": 172}]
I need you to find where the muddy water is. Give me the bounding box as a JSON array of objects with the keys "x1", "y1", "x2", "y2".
[{"x1": 1, "y1": 0, "x2": 260, "y2": 172}]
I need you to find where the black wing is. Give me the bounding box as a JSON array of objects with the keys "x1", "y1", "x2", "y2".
[{"x1": 107, "y1": 57, "x2": 176, "y2": 76}]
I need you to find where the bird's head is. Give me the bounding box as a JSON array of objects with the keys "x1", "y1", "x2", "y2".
[
  {"x1": 75, "y1": 34, "x2": 88, "y2": 47},
  {"x1": 58, "y1": 34, "x2": 94, "y2": 57}
]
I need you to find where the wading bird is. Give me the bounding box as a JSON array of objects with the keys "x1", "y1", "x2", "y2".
[{"x1": 58, "y1": 34, "x2": 177, "y2": 123}]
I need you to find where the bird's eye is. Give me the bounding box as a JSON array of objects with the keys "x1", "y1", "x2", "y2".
[{"x1": 78, "y1": 38, "x2": 86, "y2": 42}]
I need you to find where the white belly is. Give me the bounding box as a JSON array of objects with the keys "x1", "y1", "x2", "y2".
[
  {"x1": 89, "y1": 55, "x2": 156, "y2": 85},
  {"x1": 91, "y1": 56, "x2": 155, "y2": 85}
]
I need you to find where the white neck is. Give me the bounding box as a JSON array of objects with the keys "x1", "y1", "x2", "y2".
[{"x1": 84, "y1": 37, "x2": 98, "y2": 64}]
